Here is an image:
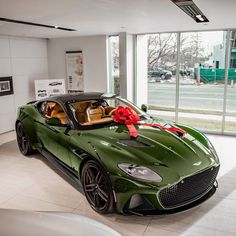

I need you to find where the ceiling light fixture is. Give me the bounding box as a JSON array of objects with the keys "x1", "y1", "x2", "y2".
[
  {"x1": 196, "y1": 14, "x2": 204, "y2": 22},
  {"x1": 0, "y1": 17, "x2": 76, "y2": 31},
  {"x1": 170, "y1": 0, "x2": 209, "y2": 23}
]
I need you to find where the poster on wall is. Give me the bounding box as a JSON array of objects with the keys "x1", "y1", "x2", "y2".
[
  {"x1": 0, "y1": 76, "x2": 14, "y2": 96},
  {"x1": 34, "y1": 79, "x2": 66, "y2": 100},
  {"x1": 65, "y1": 50, "x2": 84, "y2": 93}
]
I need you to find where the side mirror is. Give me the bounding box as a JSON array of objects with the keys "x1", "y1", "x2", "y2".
[
  {"x1": 141, "y1": 104, "x2": 148, "y2": 113},
  {"x1": 45, "y1": 117, "x2": 62, "y2": 126}
]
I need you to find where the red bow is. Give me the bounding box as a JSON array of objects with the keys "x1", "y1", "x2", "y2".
[
  {"x1": 113, "y1": 106, "x2": 187, "y2": 138},
  {"x1": 113, "y1": 106, "x2": 140, "y2": 138}
]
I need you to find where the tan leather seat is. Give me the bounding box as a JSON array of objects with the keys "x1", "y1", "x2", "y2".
[
  {"x1": 82, "y1": 117, "x2": 113, "y2": 126},
  {"x1": 54, "y1": 112, "x2": 67, "y2": 125},
  {"x1": 104, "y1": 106, "x2": 115, "y2": 115},
  {"x1": 50, "y1": 104, "x2": 67, "y2": 125},
  {"x1": 86, "y1": 106, "x2": 105, "y2": 122},
  {"x1": 73, "y1": 101, "x2": 91, "y2": 123},
  {"x1": 44, "y1": 102, "x2": 56, "y2": 118}
]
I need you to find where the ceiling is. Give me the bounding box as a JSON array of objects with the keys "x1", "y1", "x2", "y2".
[{"x1": 0, "y1": 0, "x2": 235, "y2": 38}]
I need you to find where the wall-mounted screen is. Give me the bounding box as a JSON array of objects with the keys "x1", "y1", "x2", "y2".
[{"x1": 0, "y1": 77, "x2": 14, "y2": 96}]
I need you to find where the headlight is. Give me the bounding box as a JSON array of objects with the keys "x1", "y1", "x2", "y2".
[{"x1": 118, "y1": 163, "x2": 162, "y2": 182}]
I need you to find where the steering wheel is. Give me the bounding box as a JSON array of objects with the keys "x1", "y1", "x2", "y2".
[{"x1": 108, "y1": 108, "x2": 117, "y2": 116}]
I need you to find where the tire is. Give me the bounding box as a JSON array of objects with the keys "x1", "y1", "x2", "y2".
[
  {"x1": 81, "y1": 160, "x2": 114, "y2": 214},
  {"x1": 165, "y1": 74, "x2": 172, "y2": 80},
  {"x1": 16, "y1": 122, "x2": 34, "y2": 156}
]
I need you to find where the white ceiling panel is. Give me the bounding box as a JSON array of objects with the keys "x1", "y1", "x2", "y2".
[{"x1": 0, "y1": 0, "x2": 235, "y2": 38}]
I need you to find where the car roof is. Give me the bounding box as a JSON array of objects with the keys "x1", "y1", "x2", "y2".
[{"x1": 43, "y1": 92, "x2": 117, "y2": 104}]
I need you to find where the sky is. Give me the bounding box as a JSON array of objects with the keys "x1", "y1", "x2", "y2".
[
  {"x1": 181, "y1": 31, "x2": 224, "y2": 56},
  {"x1": 200, "y1": 31, "x2": 224, "y2": 53}
]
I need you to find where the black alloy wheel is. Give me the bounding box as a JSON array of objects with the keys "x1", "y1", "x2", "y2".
[
  {"x1": 16, "y1": 122, "x2": 33, "y2": 156},
  {"x1": 81, "y1": 160, "x2": 114, "y2": 214}
]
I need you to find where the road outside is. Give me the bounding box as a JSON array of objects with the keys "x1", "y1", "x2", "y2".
[
  {"x1": 148, "y1": 82, "x2": 236, "y2": 111},
  {"x1": 147, "y1": 82, "x2": 236, "y2": 132}
]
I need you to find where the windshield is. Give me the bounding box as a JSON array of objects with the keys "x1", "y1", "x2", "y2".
[{"x1": 68, "y1": 96, "x2": 150, "y2": 126}]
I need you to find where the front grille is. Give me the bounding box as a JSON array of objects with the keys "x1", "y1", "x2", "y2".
[{"x1": 159, "y1": 165, "x2": 219, "y2": 208}]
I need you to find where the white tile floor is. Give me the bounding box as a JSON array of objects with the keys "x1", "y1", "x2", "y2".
[{"x1": 0, "y1": 131, "x2": 236, "y2": 236}]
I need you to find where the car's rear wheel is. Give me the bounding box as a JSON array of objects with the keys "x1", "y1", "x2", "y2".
[
  {"x1": 81, "y1": 160, "x2": 114, "y2": 214},
  {"x1": 16, "y1": 122, "x2": 34, "y2": 156}
]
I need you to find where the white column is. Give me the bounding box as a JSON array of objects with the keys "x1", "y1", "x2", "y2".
[
  {"x1": 119, "y1": 32, "x2": 134, "y2": 102},
  {"x1": 107, "y1": 36, "x2": 114, "y2": 93},
  {"x1": 136, "y1": 35, "x2": 148, "y2": 107}
]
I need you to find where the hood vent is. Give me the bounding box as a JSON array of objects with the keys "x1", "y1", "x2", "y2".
[
  {"x1": 118, "y1": 139, "x2": 149, "y2": 147},
  {"x1": 171, "y1": 0, "x2": 209, "y2": 23}
]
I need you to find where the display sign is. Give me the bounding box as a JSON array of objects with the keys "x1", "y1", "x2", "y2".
[
  {"x1": 0, "y1": 76, "x2": 14, "y2": 96},
  {"x1": 34, "y1": 79, "x2": 66, "y2": 100},
  {"x1": 65, "y1": 50, "x2": 84, "y2": 93}
]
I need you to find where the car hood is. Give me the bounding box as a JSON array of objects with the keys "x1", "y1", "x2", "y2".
[{"x1": 82, "y1": 123, "x2": 217, "y2": 180}]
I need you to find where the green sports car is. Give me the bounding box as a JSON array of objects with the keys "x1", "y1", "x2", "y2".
[{"x1": 16, "y1": 92, "x2": 220, "y2": 215}]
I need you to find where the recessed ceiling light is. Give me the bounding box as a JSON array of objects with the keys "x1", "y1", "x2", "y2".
[
  {"x1": 0, "y1": 17, "x2": 76, "y2": 31},
  {"x1": 170, "y1": 0, "x2": 209, "y2": 23},
  {"x1": 196, "y1": 15, "x2": 204, "y2": 22}
]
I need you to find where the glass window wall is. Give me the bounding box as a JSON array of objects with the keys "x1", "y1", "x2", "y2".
[
  {"x1": 145, "y1": 30, "x2": 236, "y2": 135},
  {"x1": 178, "y1": 31, "x2": 225, "y2": 132},
  {"x1": 108, "y1": 36, "x2": 120, "y2": 94},
  {"x1": 147, "y1": 33, "x2": 177, "y2": 121},
  {"x1": 225, "y1": 31, "x2": 236, "y2": 133},
  {"x1": 108, "y1": 30, "x2": 236, "y2": 135}
]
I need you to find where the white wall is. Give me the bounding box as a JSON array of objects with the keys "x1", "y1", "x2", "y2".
[
  {"x1": 47, "y1": 35, "x2": 108, "y2": 92},
  {"x1": 119, "y1": 32, "x2": 134, "y2": 102},
  {"x1": 212, "y1": 44, "x2": 225, "y2": 69},
  {"x1": 0, "y1": 36, "x2": 48, "y2": 134}
]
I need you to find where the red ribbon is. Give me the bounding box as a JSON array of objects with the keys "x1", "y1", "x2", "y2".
[
  {"x1": 113, "y1": 106, "x2": 187, "y2": 138},
  {"x1": 139, "y1": 123, "x2": 187, "y2": 135},
  {"x1": 113, "y1": 106, "x2": 140, "y2": 138}
]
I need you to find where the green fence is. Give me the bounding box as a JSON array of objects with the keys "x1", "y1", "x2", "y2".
[{"x1": 195, "y1": 68, "x2": 236, "y2": 83}]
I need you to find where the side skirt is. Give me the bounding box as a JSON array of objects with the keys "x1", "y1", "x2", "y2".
[{"x1": 38, "y1": 148, "x2": 84, "y2": 194}]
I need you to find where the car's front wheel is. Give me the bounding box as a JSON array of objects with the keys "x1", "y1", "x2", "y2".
[
  {"x1": 81, "y1": 160, "x2": 114, "y2": 214},
  {"x1": 16, "y1": 122, "x2": 34, "y2": 156}
]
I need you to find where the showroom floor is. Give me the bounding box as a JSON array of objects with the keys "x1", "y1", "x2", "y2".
[{"x1": 0, "y1": 131, "x2": 236, "y2": 236}]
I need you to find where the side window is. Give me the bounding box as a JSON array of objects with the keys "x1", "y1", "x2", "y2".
[{"x1": 43, "y1": 101, "x2": 68, "y2": 125}]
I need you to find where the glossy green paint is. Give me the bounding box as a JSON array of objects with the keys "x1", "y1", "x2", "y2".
[{"x1": 16, "y1": 103, "x2": 220, "y2": 213}]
